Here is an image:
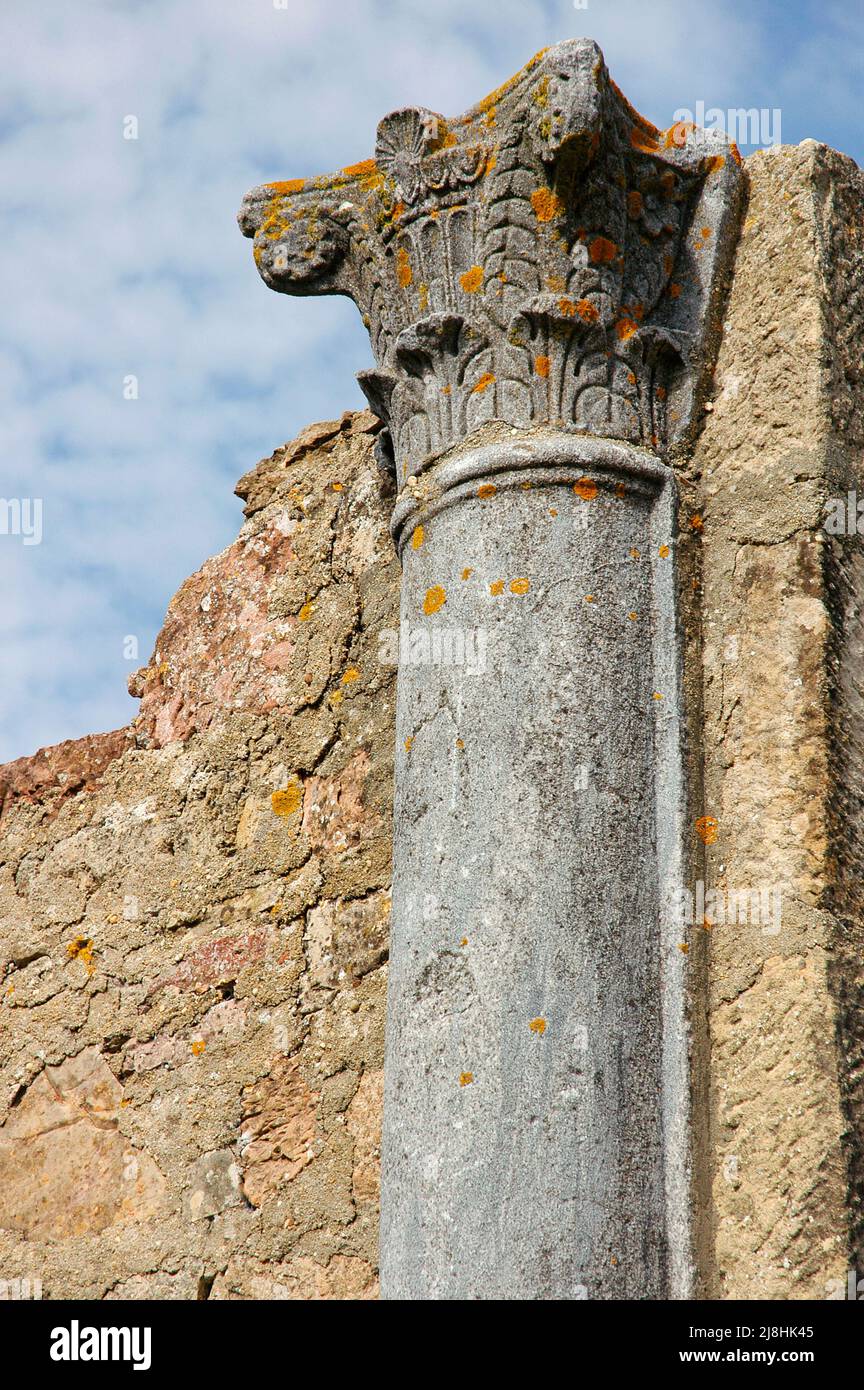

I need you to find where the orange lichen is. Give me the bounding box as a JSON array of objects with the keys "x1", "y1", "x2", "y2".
[
  {"x1": 342, "y1": 158, "x2": 377, "y2": 178},
  {"x1": 396, "y1": 245, "x2": 413, "y2": 288},
  {"x1": 460, "y1": 264, "x2": 484, "y2": 293},
  {"x1": 341, "y1": 667, "x2": 360, "y2": 685},
  {"x1": 626, "y1": 190, "x2": 644, "y2": 219},
  {"x1": 701, "y1": 226, "x2": 712, "y2": 239},
  {"x1": 461, "y1": 567, "x2": 473, "y2": 580},
  {"x1": 267, "y1": 178, "x2": 305, "y2": 195},
  {"x1": 652, "y1": 692, "x2": 664, "y2": 701},
  {"x1": 510, "y1": 578, "x2": 530, "y2": 595},
  {"x1": 404, "y1": 736, "x2": 413, "y2": 752},
  {"x1": 331, "y1": 481, "x2": 344, "y2": 492},
  {"x1": 534, "y1": 354, "x2": 551, "y2": 378},
  {"x1": 630, "y1": 547, "x2": 640, "y2": 558},
  {"x1": 529, "y1": 1017, "x2": 547, "y2": 1035},
  {"x1": 474, "y1": 47, "x2": 548, "y2": 121},
  {"x1": 589, "y1": 236, "x2": 618, "y2": 264},
  {"x1": 678, "y1": 943, "x2": 690, "y2": 955},
  {"x1": 665, "y1": 121, "x2": 696, "y2": 149},
  {"x1": 477, "y1": 483, "x2": 497, "y2": 498},
  {"x1": 615, "y1": 481, "x2": 627, "y2": 499},
  {"x1": 695, "y1": 815, "x2": 718, "y2": 845},
  {"x1": 584, "y1": 594, "x2": 595, "y2": 603},
  {"x1": 423, "y1": 585, "x2": 446, "y2": 615},
  {"x1": 628, "y1": 612, "x2": 638, "y2": 621},
  {"x1": 576, "y1": 299, "x2": 600, "y2": 324},
  {"x1": 489, "y1": 580, "x2": 505, "y2": 596},
  {"x1": 298, "y1": 601, "x2": 314, "y2": 622},
  {"x1": 471, "y1": 372, "x2": 495, "y2": 394},
  {"x1": 705, "y1": 154, "x2": 725, "y2": 174},
  {"x1": 459, "y1": 1072, "x2": 474, "y2": 1086},
  {"x1": 658, "y1": 544, "x2": 670, "y2": 558},
  {"x1": 629, "y1": 125, "x2": 660, "y2": 154},
  {"x1": 456, "y1": 739, "x2": 465, "y2": 751},
  {"x1": 441, "y1": 384, "x2": 452, "y2": 396},
  {"x1": 615, "y1": 316, "x2": 639, "y2": 341},
  {"x1": 558, "y1": 297, "x2": 577, "y2": 318},
  {"x1": 191, "y1": 1039, "x2": 206, "y2": 1056},
  {"x1": 669, "y1": 282, "x2": 682, "y2": 299},
  {"x1": 272, "y1": 783, "x2": 303, "y2": 817},
  {"x1": 573, "y1": 477, "x2": 598, "y2": 501},
  {"x1": 460, "y1": 934, "x2": 468, "y2": 945},
  {"x1": 66, "y1": 936, "x2": 95, "y2": 975},
  {"x1": 411, "y1": 524, "x2": 425, "y2": 549},
  {"x1": 690, "y1": 513, "x2": 704, "y2": 532},
  {"x1": 530, "y1": 187, "x2": 563, "y2": 223}
]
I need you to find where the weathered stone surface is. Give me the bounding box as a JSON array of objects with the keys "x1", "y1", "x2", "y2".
[
  {"x1": 381, "y1": 432, "x2": 688, "y2": 1298},
  {"x1": 690, "y1": 142, "x2": 864, "y2": 1297},
  {"x1": 0, "y1": 413, "x2": 396, "y2": 1298},
  {"x1": 0, "y1": 1048, "x2": 167, "y2": 1241},
  {"x1": 239, "y1": 40, "x2": 743, "y2": 478}
]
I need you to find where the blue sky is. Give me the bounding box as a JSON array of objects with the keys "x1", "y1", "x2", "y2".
[{"x1": 0, "y1": 0, "x2": 861, "y2": 763}]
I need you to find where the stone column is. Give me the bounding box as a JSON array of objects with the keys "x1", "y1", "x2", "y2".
[{"x1": 239, "y1": 38, "x2": 743, "y2": 1299}]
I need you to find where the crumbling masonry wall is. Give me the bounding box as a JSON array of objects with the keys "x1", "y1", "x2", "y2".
[{"x1": 0, "y1": 411, "x2": 399, "y2": 1299}]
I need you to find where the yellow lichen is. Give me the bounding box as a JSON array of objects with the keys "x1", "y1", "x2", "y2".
[
  {"x1": 423, "y1": 585, "x2": 446, "y2": 615},
  {"x1": 471, "y1": 372, "x2": 495, "y2": 394},
  {"x1": 396, "y1": 245, "x2": 413, "y2": 288},
  {"x1": 477, "y1": 483, "x2": 497, "y2": 498},
  {"x1": 272, "y1": 782, "x2": 303, "y2": 817},
  {"x1": 267, "y1": 178, "x2": 305, "y2": 195},
  {"x1": 530, "y1": 187, "x2": 563, "y2": 223},
  {"x1": 529, "y1": 1017, "x2": 547, "y2": 1035},
  {"x1": 343, "y1": 158, "x2": 377, "y2": 178},
  {"x1": 695, "y1": 815, "x2": 718, "y2": 845},
  {"x1": 459, "y1": 1072, "x2": 474, "y2": 1086},
  {"x1": 460, "y1": 265, "x2": 484, "y2": 293},
  {"x1": 411, "y1": 524, "x2": 425, "y2": 549},
  {"x1": 489, "y1": 580, "x2": 505, "y2": 596},
  {"x1": 341, "y1": 667, "x2": 360, "y2": 685},
  {"x1": 510, "y1": 578, "x2": 530, "y2": 595},
  {"x1": 66, "y1": 936, "x2": 95, "y2": 976},
  {"x1": 573, "y1": 477, "x2": 598, "y2": 501}
]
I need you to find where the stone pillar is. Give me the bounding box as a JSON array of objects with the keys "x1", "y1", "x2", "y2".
[{"x1": 239, "y1": 38, "x2": 743, "y2": 1298}]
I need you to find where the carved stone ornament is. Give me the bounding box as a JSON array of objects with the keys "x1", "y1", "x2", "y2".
[{"x1": 239, "y1": 39, "x2": 744, "y2": 480}]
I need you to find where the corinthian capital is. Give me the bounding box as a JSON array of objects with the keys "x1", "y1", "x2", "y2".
[{"x1": 239, "y1": 39, "x2": 743, "y2": 478}]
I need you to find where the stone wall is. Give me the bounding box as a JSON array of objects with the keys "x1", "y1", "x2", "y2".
[
  {"x1": 0, "y1": 410, "x2": 399, "y2": 1299},
  {"x1": 692, "y1": 142, "x2": 864, "y2": 1298}
]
